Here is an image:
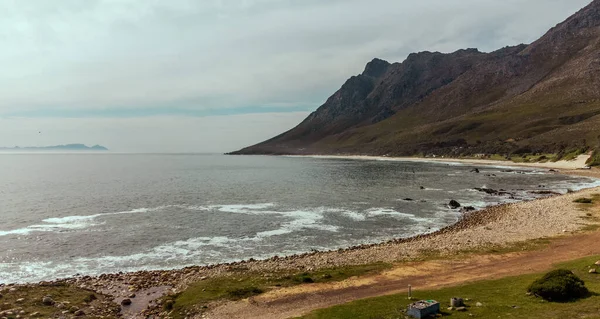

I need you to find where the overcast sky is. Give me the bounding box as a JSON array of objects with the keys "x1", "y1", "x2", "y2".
[{"x1": 0, "y1": 0, "x2": 591, "y2": 152}]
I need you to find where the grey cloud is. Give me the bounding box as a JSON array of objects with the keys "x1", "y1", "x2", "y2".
[{"x1": 0, "y1": 0, "x2": 590, "y2": 114}]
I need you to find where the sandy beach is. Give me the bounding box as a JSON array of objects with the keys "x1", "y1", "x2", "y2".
[
  {"x1": 290, "y1": 154, "x2": 593, "y2": 170},
  {"x1": 1, "y1": 160, "x2": 599, "y2": 319}
]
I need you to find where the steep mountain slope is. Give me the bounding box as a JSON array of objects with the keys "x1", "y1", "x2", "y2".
[{"x1": 232, "y1": 0, "x2": 600, "y2": 157}]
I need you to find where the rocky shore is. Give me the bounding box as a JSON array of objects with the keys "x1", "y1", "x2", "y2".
[{"x1": 2, "y1": 168, "x2": 599, "y2": 318}]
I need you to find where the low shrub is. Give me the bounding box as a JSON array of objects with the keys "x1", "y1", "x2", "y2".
[
  {"x1": 226, "y1": 287, "x2": 264, "y2": 300},
  {"x1": 573, "y1": 198, "x2": 593, "y2": 204},
  {"x1": 163, "y1": 299, "x2": 175, "y2": 311},
  {"x1": 293, "y1": 272, "x2": 315, "y2": 284},
  {"x1": 83, "y1": 293, "x2": 97, "y2": 303},
  {"x1": 587, "y1": 149, "x2": 600, "y2": 167},
  {"x1": 528, "y1": 269, "x2": 589, "y2": 302},
  {"x1": 301, "y1": 276, "x2": 315, "y2": 283}
]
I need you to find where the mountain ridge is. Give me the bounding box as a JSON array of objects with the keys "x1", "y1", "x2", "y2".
[
  {"x1": 232, "y1": 0, "x2": 600, "y2": 158},
  {"x1": 0, "y1": 144, "x2": 109, "y2": 151}
]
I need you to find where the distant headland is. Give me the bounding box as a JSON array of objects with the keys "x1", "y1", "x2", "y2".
[{"x1": 0, "y1": 144, "x2": 109, "y2": 151}]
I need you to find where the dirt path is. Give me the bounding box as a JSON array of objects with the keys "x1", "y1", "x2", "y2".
[{"x1": 205, "y1": 230, "x2": 600, "y2": 319}]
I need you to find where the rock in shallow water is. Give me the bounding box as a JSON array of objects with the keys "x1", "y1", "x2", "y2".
[
  {"x1": 460, "y1": 206, "x2": 476, "y2": 213},
  {"x1": 449, "y1": 200, "x2": 461, "y2": 209}
]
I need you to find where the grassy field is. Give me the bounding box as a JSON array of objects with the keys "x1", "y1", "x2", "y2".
[
  {"x1": 0, "y1": 283, "x2": 119, "y2": 318},
  {"x1": 163, "y1": 263, "x2": 390, "y2": 319},
  {"x1": 298, "y1": 256, "x2": 600, "y2": 319}
]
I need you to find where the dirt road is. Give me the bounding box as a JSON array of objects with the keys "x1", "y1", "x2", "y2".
[{"x1": 205, "y1": 230, "x2": 600, "y2": 319}]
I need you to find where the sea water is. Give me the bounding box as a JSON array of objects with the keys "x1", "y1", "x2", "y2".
[{"x1": 0, "y1": 153, "x2": 597, "y2": 283}]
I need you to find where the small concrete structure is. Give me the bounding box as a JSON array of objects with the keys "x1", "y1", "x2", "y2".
[{"x1": 407, "y1": 300, "x2": 440, "y2": 319}]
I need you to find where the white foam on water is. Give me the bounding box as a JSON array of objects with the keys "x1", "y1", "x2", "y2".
[
  {"x1": 255, "y1": 209, "x2": 340, "y2": 238},
  {"x1": 0, "y1": 228, "x2": 43, "y2": 236},
  {"x1": 341, "y1": 211, "x2": 367, "y2": 221},
  {"x1": 466, "y1": 201, "x2": 490, "y2": 210},
  {"x1": 186, "y1": 203, "x2": 341, "y2": 238},
  {"x1": 42, "y1": 207, "x2": 153, "y2": 224},
  {"x1": 0, "y1": 203, "x2": 460, "y2": 283},
  {"x1": 0, "y1": 220, "x2": 96, "y2": 237},
  {"x1": 169, "y1": 236, "x2": 236, "y2": 249},
  {"x1": 209, "y1": 203, "x2": 276, "y2": 214},
  {"x1": 366, "y1": 208, "x2": 432, "y2": 223},
  {"x1": 561, "y1": 178, "x2": 600, "y2": 191},
  {"x1": 0, "y1": 207, "x2": 164, "y2": 237},
  {"x1": 62, "y1": 237, "x2": 238, "y2": 271}
]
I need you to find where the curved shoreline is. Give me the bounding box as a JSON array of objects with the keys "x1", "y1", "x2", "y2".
[
  {"x1": 31, "y1": 170, "x2": 600, "y2": 282},
  {"x1": 69, "y1": 178, "x2": 599, "y2": 318},
  {"x1": 287, "y1": 154, "x2": 593, "y2": 170},
  {"x1": 5, "y1": 168, "x2": 599, "y2": 286},
  {"x1": 3, "y1": 167, "x2": 599, "y2": 318},
  {"x1": 5, "y1": 165, "x2": 596, "y2": 286}
]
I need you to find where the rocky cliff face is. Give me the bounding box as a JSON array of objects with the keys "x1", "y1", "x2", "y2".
[{"x1": 232, "y1": 0, "x2": 600, "y2": 156}]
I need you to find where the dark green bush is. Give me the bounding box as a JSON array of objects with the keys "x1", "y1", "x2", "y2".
[
  {"x1": 587, "y1": 149, "x2": 600, "y2": 167},
  {"x1": 293, "y1": 272, "x2": 315, "y2": 283},
  {"x1": 301, "y1": 276, "x2": 315, "y2": 283},
  {"x1": 528, "y1": 269, "x2": 589, "y2": 302},
  {"x1": 573, "y1": 198, "x2": 593, "y2": 204},
  {"x1": 163, "y1": 299, "x2": 175, "y2": 311},
  {"x1": 83, "y1": 293, "x2": 97, "y2": 303},
  {"x1": 226, "y1": 287, "x2": 264, "y2": 300}
]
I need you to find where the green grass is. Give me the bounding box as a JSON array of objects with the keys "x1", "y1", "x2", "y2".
[
  {"x1": 457, "y1": 153, "x2": 562, "y2": 164},
  {"x1": 487, "y1": 154, "x2": 509, "y2": 161},
  {"x1": 163, "y1": 263, "x2": 390, "y2": 318},
  {"x1": 578, "y1": 193, "x2": 600, "y2": 230},
  {"x1": 0, "y1": 283, "x2": 119, "y2": 318},
  {"x1": 588, "y1": 150, "x2": 600, "y2": 167},
  {"x1": 299, "y1": 255, "x2": 600, "y2": 319},
  {"x1": 574, "y1": 198, "x2": 594, "y2": 204},
  {"x1": 509, "y1": 153, "x2": 562, "y2": 163},
  {"x1": 555, "y1": 147, "x2": 588, "y2": 162}
]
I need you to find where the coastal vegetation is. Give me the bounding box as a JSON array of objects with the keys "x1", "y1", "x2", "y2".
[
  {"x1": 0, "y1": 283, "x2": 119, "y2": 318},
  {"x1": 588, "y1": 149, "x2": 600, "y2": 166},
  {"x1": 527, "y1": 269, "x2": 589, "y2": 302},
  {"x1": 461, "y1": 150, "x2": 587, "y2": 164},
  {"x1": 574, "y1": 197, "x2": 594, "y2": 204},
  {"x1": 299, "y1": 256, "x2": 600, "y2": 319},
  {"x1": 162, "y1": 263, "x2": 390, "y2": 319}
]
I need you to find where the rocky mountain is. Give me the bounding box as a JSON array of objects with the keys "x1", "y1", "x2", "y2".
[
  {"x1": 0, "y1": 144, "x2": 109, "y2": 151},
  {"x1": 232, "y1": 0, "x2": 600, "y2": 157}
]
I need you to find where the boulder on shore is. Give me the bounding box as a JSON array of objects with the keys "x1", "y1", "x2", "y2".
[
  {"x1": 42, "y1": 296, "x2": 55, "y2": 306},
  {"x1": 449, "y1": 200, "x2": 461, "y2": 209}
]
